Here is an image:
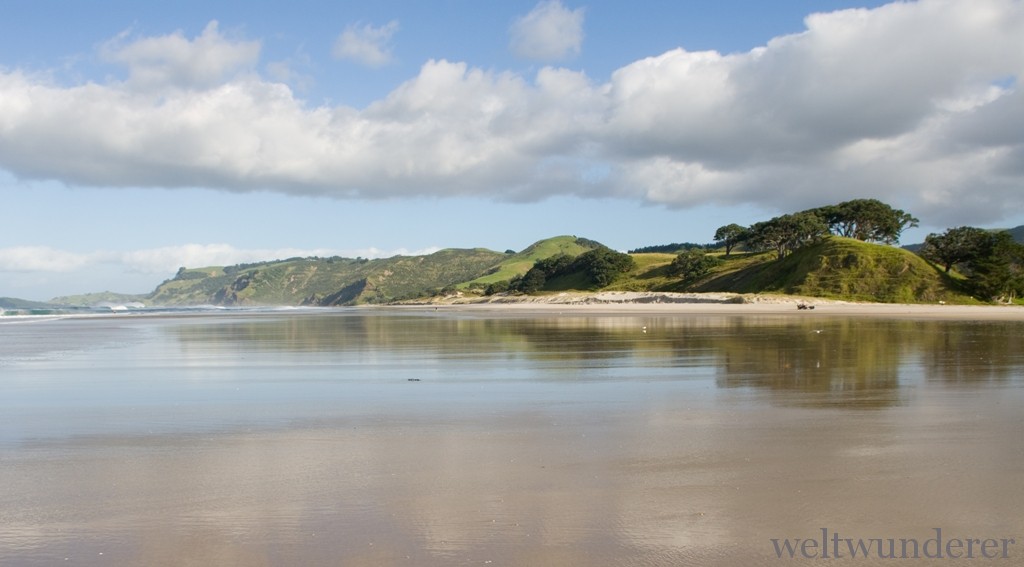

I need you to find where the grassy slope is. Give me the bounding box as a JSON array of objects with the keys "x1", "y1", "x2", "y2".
[
  {"x1": 83, "y1": 235, "x2": 985, "y2": 307},
  {"x1": 696, "y1": 237, "x2": 972, "y2": 303},
  {"x1": 566, "y1": 238, "x2": 971, "y2": 304},
  {"x1": 148, "y1": 248, "x2": 507, "y2": 306},
  {"x1": 599, "y1": 253, "x2": 678, "y2": 291},
  {"x1": 355, "y1": 248, "x2": 507, "y2": 302},
  {"x1": 461, "y1": 236, "x2": 598, "y2": 288}
]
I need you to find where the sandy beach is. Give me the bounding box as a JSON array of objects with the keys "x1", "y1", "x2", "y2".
[
  {"x1": 3, "y1": 306, "x2": 1023, "y2": 566},
  {"x1": 393, "y1": 291, "x2": 1024, "y2": 321}
]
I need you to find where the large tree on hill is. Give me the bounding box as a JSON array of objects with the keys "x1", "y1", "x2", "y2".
[
  {"x1": 919, "y1": 227, "x2": 1024, "y2": 301},
  {"x1": 713, "y1": 223, "x2": 748, "y2": 256},
  {"x1": 967, "y1": 232, "x2": 1024, "y2": 302},
  {"x1": 814, "y1": 199, "x2": 919, "y2": 244},
  {"x1": 747, "y1": 212, "x2": 828, "y2": 260},
  {"x1": 511, "y1": 248, "x2": 635, "y2": 293},
  {"x1": 919, "y1": 226, "x2": 991, "y2": 273}
]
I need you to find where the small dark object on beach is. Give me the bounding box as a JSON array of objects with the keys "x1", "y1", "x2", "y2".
[
  {"x1": 408, "y1": 378, "x2": 421, "y2": 382},
  {"x1": 797, "y1": 303, "x2": 816, "y2": 310}
]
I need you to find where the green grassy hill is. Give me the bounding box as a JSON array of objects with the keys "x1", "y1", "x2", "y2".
[
  {"x1": 461, "y1": 235, "x2": 602, "y2": 289},
  {"x1": 52, "y1": 234, "x2": 984, "y2": 307},
  {"x1": 138, "y1": 236, "x2": 611, "y2": 306},
  {"x1": 575, "y1": 237, "x2": 971, "y2": 303},
  {"x1": 695, "y1": 237, "x2": 970, "y2": 303},
  {"x1": 148, "y1": 248, "x2": 508, "y2": 306}
]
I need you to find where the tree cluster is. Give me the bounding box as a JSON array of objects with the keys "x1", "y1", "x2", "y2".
[
  {"x1": 920, "y1": 227, "x2": 1024, "y2": 302},
  {"x1": 745, "y1": 212, "x2": 829, "y2": 259},
  {"x1": 810, "y1": 199, "x2": 919, "y2": 245},
  {"x1": 628, "y1": 242, "x2": 713, "y2": 254},
  {"x1": 713, "y1": 199, "x2": 920, "y2": 260},
  {"x1": 669, "y1": 249, "x2": 722, "y2": 282},
  {"x1": 488, "y1": 247, "x2": 635, "y2": 295}
]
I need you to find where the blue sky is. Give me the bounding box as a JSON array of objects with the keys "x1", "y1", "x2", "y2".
[{"x1": 2, "y1": 0, "x2": 1022, "y2": 300}]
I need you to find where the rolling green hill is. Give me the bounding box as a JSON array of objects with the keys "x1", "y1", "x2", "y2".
[
  {"x1": 47, "y1": 235, "x2": 985, "y2": 307},
  {"x1": 460, "y1": 235, "x2": 602, "y2": 289},
  {"x1": 562, "y1": 237, "x2": 971, "y2": 303},
  {"x1": 693, "y1": 237, "x2": 969, "y2": 303},
  {"x1": 143, "y1": 236, "x2": 605, "y2": 306},
  {"x1": 148, "y1": 248, "x2": 508, "y2": 306},
  {"x1": 132, "y1": 236, "x2": 611, "y2": 306}
]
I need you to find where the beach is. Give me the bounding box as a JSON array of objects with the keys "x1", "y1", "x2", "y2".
[
  {"x1": 394, "y1": 290, "x2": 1024, "y2": 321},
  {"x1": 2, "y1": 306, "x2": 1022, "y2": 566}
]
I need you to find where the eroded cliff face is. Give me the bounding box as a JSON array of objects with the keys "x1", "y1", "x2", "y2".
[{"x1": 303, "y1": 278, "x2": 369, "y2": 306}]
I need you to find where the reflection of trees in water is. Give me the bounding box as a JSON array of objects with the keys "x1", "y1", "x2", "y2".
[
  {"x1": 712, "y1": 319, "x2": 912, "y2": 408},
  {"x1": 172, "y1": 314, "x2": 671, "y2": 361},
  {"x1": 919, "y1": 321, "x2": 1024, "y2": 385},
  {"x1": 170, "y1": 313, "x2": 1024, "y2": 405}
]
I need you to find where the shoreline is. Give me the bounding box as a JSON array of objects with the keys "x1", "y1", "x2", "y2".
[
  {"x1": 5, "y1": 292, "x2": 1021, "y2": 322},
  {"x1": 388, "y1": 291, "x2": 1024, "y2": 321}
]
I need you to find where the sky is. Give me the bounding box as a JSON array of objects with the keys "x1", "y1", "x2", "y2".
[{"x1": 1, "y1": 0, "x2": 1022, "y2": 301}]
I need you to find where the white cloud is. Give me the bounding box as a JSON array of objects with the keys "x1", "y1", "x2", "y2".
[
  {"x1": 1, "y1": 1, "x2": 1024, "y2": 228},
  {"x1": 265, "y1": 47, "x2": 316, "y2": 92},
  {"x1": 509, "y1": 1, "x2": 585, "y2": 61},
  {"x1": 100, "y1": 21, "x2": 260, "y2": 90},
  {"x1": 0, "y1": 246, "x2": 92, "y2": 272},
  {"x1": 332, "y1": 21, "x2": 399, "y2": 67}
]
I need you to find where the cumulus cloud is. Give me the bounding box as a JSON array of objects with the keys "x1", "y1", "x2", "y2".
[
  {"x1": 509, "y1": 1, "x2": 585, "y2": 61},
  {"x1": 100, "y1": 21, "x2": 260, "y2": 90},
  {"x1": 0, "y1": 244, "x2": 442, "y2": 276},
  {"x1": 0, "y1": 246, "x2": 93, "y2": 272},
  {"x1": 1, "y1": 1, "x2": 1023, "y2": 227},
  {"x1": 266, "y1": 51, "x2": 315, "y2": 92},
  {"x1": 332, "y1": 21, "x2": 399, "y2": 67}
]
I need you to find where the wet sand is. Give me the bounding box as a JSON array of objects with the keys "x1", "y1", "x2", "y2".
[
  {"x1": 4, "y1": 387, "x2": 1021, "y2": 566},
  {"x1": 1, "y1": 310, "x2": 1022, "y2": 566}
]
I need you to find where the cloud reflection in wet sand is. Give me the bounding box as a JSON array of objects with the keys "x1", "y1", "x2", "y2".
[{"x1": 1, "y1": 312, "x2": 1022, "y2": 565}]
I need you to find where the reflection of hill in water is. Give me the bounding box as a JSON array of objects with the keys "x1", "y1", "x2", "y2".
[
  {"x1": 168, "y1": 312, "x2": 1024, "y2": 409},
  {"x1": 712, "y1": 319, "x2": 909, "y2": 408}
]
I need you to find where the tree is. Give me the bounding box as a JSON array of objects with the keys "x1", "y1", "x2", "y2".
[
  {"x1": 517, "y1": 267, "x2": 547, "y2": 294},
  {"x1": 669, "y1": 250, "x2": 721, "y2": 281},
  {"x1": 510, "y1": 248, "x2": 635, "y2": 293},
  {"x1": 966, "y1": 232, "x2": 1024, "y2": 302},
  {"x1": 920, "y1": 227, "x2": 1024, "y2": 301},
  {"x1": 713, "y1": 224, "x2": 748, "y2": 256},
  {"x1": 919, "y1": 226, "x2": 990, "y2": 273},
  {"x1": 747, "y1": 212, "x2": 828, "y2": 260},
  {"x1": 814, "y1": 199, "x2": 919, "y2": 244},
  {"x1": 573, "y1": 248, "x2": 635, "y2": 287}
]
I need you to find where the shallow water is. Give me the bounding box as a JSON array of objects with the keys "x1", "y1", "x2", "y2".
[{"x1": 1, "y1": 310, "x2": 1022, "y2": 565}]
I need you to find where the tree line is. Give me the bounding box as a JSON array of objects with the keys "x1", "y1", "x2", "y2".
[
  {"x1": 713, "y1": 198, "x2": 920, "y2": 260},
  {"x1": 705, "y1": 198, "x2": 1022, "y2": 302},
  {"x1": 919, "y1": 227, "x2": 1024, "y2": 302}
]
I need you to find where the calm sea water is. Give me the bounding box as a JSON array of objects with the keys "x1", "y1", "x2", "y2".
[{"x1": 1, "y1": 310, "x2": 1022, "y2": 566}]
